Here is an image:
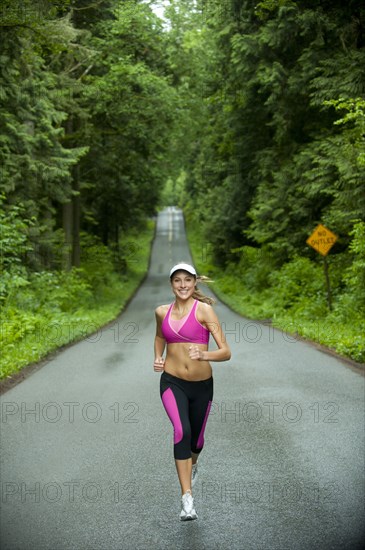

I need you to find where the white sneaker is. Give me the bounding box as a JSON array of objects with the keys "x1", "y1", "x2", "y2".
[
  {"x1": 180, "y1": 491, "x2": 198, "y2": 521},
  {"x1": 192, "y1": 463, "x2": 198, "y2": 487}
]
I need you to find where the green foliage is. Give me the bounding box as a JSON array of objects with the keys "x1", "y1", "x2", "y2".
[
  {"x1": 268, "y1": 257, "x2": 328, "y2": 317},
  {"x1": 254, "y1": 0, "x2": 297, "y2": 21},
  {"x1": 333, "y1": 220, "x2": 365, "y2": 321},
  {"x1": 0, "y1": 196, "x2": 35, "y2": 269},
  {"x1": 178, "y1": 0, "x2": 365, "y2": 363},
  {"x1": 0, "y1": 197, "x2": 34, "y2": 303},
  {"x1": 187, "y1": 217, "x2": 365, "y2": 363},
  {"x1": 1, "y1": 0, "x2": 178, "y2": 263},
  {"x1": 78, "y1": 0, "x2": 181, "y2": 241},
  {"x1": 346, "y1": 221, "x2": 365, "y2": 290},
  {"x1": 1, "y1": 0, "x2": 364, "y2": 372},
  {"x1": 0, "y1": 0, "x2": 181, "y2": 379},
  {"x1": 181, "y1": 0, "x2": 365, "y2": 262},
  {"x1": 0, "y1": 4, "x2": 88, "y2": 207},
  {"x1": 78, "y1": 232, "x2": 118, "y2": 291},
  {"x1": 324, "y1": 97, "x2": 365, "y2": 167},
  {"x1": 227, "y1": 245, "x2": 274, "y2": 292},
  {"x1": 0, "y1": 220, "x2": 155, "y2": 379}
]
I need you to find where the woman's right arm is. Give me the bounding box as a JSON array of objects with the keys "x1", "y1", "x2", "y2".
[{"x1": 154, "y1": 307, "x2": 166, "y2": 372}]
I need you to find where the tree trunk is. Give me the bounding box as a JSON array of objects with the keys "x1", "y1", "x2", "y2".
[
  {"x1": 72, "y1": 164, "x2": 81, "y2": 267},
  {"x1": 62, "y1": 201, "x2": 73, "y2": 271}
]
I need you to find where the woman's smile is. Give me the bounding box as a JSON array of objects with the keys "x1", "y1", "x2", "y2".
[{"x1": 171, "y1": 273, "x2": 195, "y2": 299}]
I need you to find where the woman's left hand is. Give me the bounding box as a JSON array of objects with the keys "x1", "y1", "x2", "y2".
[{"x1": 188, "y1": 345, "x2": 204, "y2": 361}]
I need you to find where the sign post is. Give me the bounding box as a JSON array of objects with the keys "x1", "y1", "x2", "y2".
[{"x1": 306, "y1": 224, "x2": 338, "y2": 311}]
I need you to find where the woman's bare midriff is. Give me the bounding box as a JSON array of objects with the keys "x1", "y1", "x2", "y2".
[{"x1": 164, "y1": 342, "x2": 212, "y2": 381}]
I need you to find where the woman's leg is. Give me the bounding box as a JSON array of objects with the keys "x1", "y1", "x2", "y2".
[
  {"x1": 160, "y1": 374, "x2": 194, "y2": 495},
  {"x1": 191, "y1": 452, "x2": 199, "y2": 465},
  {"x1": 175, "y1": 458, "x2": 193, "y2": 495},
  {"x1": 189, "y1": 377, "x2": 214, "y2": 457}
]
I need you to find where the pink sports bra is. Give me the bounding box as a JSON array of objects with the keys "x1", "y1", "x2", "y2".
[{"x1": 161, "y1": 299, "x2": 210, "y2": 345}]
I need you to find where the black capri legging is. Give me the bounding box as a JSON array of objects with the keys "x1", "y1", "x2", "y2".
[{"x1": 160, "y1": 371, "x2": 214, "y2": 460}]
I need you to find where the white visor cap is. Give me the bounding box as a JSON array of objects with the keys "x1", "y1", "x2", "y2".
[{"x1": 169, "y1": 263, "x2": 197, "y2": 278}]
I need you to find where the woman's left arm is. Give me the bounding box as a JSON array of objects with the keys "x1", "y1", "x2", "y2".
[{"x1": 189, "y1": 304, "x2": 231, "y2": 362}]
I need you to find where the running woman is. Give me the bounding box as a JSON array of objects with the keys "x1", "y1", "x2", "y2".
[{"x1": 154, "y1": 263, "x2": 231, "y2": 520}]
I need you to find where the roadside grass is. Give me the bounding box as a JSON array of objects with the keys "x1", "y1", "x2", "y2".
[
  {"x1": 0, "y1": 220, "x2": 155, "y2": 380},
  {"x1": 186, "y1": 220, "x2": 365, "y2": 365}
]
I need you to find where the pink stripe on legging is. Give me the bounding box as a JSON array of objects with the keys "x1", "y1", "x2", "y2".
[
  {"x1": 196, "y1": 400, "x2": 212, "y2": 449},
  {"x1": 161, "y1": 388, "x2": 183, "y2": 444}
]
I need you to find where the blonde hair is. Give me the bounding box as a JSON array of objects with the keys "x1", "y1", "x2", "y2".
[{"x1": 193, "y1": 275, "x2": 216, "y2": 305}]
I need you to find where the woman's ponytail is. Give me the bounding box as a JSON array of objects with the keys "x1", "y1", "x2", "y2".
[{"x1": 192, "y1": 275, "x2": 216, "y2": 305}]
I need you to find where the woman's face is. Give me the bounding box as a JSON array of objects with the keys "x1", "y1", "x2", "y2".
[{"x1": 170, "y1": 270, "x2": 196, "y2": 300}]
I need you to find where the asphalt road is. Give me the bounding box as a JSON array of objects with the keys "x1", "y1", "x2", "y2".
[{"x1": 1, "y1": 206, "x2": 364, "y2": 550}]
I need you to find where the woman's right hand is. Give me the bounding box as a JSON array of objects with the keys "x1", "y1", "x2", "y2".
[{"x1": 153, "y1": 356, "x2": 165, "y2": 372}]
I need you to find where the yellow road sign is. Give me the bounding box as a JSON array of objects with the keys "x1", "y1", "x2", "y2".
[{"x1": 306, "y1": 224, "x2": 338, "y2": 256}]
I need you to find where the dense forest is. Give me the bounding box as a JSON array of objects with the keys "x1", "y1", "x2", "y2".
[
  {"x1": 1, "y1": 0, "x2": 364, "y2": 377},
  {"x1": 175, "y1": 0, "x2": 365, "y2": 362}
]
